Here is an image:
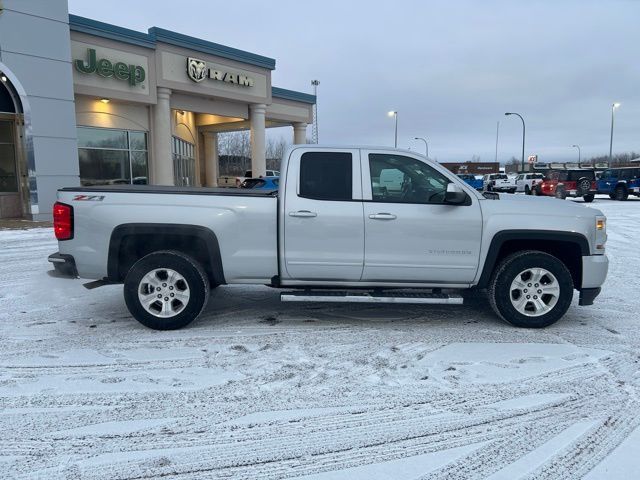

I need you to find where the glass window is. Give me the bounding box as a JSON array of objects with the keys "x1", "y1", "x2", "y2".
[
  {"x1": 172, "y1": 136, "x2": 196, "y2": 186},
  {"x1": 369, "y1": 153, "x2": 450, "y2": 204},
  {"x1": 77, "y1": 127, "x2": 148, "y2": 186},
  {"x1": 299, "y1": 152, "x2": 352, "y2": 201}
]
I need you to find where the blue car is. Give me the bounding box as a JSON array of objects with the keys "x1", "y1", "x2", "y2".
[
  {"x1": 597, "y1": 167, "x2": 640, "y2": 201},
  {"x1": 239, "y1": 177, "x2": 279, "y2": 190},
  {"x1": 457, "y1": 174, "x2": 483, "y2": 190}
]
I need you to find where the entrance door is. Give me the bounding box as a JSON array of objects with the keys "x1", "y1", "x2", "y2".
[
  {"x1": 282, "y1": 148, "x2": 364, "y2": 281},
  {"x1": 361, "y1": 150, "x2": 482, "y2": 284},
  {"x1": 0, "y1": 120, "x2": 17, "y2": 193}
]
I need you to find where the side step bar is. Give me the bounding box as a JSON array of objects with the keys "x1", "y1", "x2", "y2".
[{"x1": 280, "y1": 290, "x2": 463, "y2": 305}]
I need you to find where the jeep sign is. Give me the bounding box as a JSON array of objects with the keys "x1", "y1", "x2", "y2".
[{"x1": 74, "y1": 48, "x2": 146, "y2": 86}]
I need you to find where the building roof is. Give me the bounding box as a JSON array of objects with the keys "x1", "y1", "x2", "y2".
[{"x1": 69, "y1": 14, "x2": 276, "y2": 70}]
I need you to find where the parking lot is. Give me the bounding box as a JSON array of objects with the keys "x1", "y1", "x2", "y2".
[{"x1": 1, "y1": 197, "x2": 639, "y2": 479}]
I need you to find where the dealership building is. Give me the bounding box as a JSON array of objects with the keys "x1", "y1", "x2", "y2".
[{"x1": 0, "y1": 1, "x2": 315, "y2": 219}]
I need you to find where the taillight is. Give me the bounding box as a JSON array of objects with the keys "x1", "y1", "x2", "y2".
[{"x1": 53, "y1": 202, "x2": 73, "y2": 240}]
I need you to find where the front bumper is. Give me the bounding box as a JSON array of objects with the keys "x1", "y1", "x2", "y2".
[
  {"x1": 581, "y1": 254, "x2": 608, "y2": 289},
  {"x1": 579, "y1": 288, "x2": 601, "y2": 306},
  {"x1": 48, "y1": 252, "x2": 78, "y2": 278}
]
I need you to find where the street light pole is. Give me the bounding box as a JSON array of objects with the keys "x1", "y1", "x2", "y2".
[
  {"x1": 495, "y1": 121, "x2": 500, "y2": 163},
  {"x1": 414, "y1": 137, "x2": 428, "y2": 157},
  {"x1": 505, "y1": 112, "x2": 526, "y2": 172},
  {"x1": 311, "y1": 80, "x2": 320, "y2": 144},
  {"x1": 388, "y1": 111, "x2": 398, "y2": 148},
  {"x1": 571, "y1": 144, "x2": 581, "y2": 166},
  {"x1": 609, "y1": 102, "x2": 620, "y2": 162}
]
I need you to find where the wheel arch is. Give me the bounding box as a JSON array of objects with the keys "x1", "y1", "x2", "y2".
[
  {"x1": 107, "y1": 223, "x2": 226, "y2": 286},
  {"x1": 477, "y1": 230, "x2": 589, "y2": 289}
]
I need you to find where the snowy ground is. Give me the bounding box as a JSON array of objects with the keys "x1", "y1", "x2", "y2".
[{"x1": 1, "y1": 196, "x2": 639, "y2": 479}]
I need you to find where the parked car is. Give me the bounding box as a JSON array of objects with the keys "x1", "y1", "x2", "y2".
[
  {"x1": 483, "y1": 173, "x2": 516, "y2": 193},
  {"x1": 457, "y1": 174, "x2": 483, "y2": 190},
  {"x1": 596, "y1": 167, "x2": 640, "y2": 201},
  {"x1": 49, "y1": 145, "x2": 608, "y2": 331},
  {"x1": 534, "y1": 169, "x2": 597, "y2": 202},
  {"x1": 239, "y1": 177, "x2": 279, "y2": 190},
  {"x1": 515, "y1": 173, "x2": 545, "y2": 194},
  {"x1": 219, "y1": 169, "x2": 280, "y2": 187}
]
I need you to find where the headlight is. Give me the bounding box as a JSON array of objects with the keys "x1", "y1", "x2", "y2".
[{"x1": 595, "y1": 216, "x2": 607, "y2": 252}]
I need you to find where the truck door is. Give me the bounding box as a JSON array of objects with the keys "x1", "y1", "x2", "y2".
[
  {"x1": 598, "y1": 169, "x2": 614, "y2": 193},
  {"x1": 360, "y1": 150, "x2": 482, "y2": 284},
  {"x1": 282, "y1": 148, "x2": 364, "y2": 281}
]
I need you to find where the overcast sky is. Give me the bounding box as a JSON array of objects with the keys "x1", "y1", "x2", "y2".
[{"x1": 68, "y1": 0, "x2": 639, "y2": 163}]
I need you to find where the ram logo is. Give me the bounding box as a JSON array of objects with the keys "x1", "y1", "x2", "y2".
[{"x1": 187, "y1": 57, "x2": 207, "y2": 83}]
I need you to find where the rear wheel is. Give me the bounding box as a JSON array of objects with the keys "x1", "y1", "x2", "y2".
[
  {"x1": 615, "y1": 185, "x2": 628, "y2": 201},
  {"x1": 583, "y1": 194, "x2": 594, "y2": 203},
  {"x1": 124, "y1": 250, "x2": 209, "y2": 330},
  {"x1": 488, "y1": 251, "x2": 573, "y2": 328}
]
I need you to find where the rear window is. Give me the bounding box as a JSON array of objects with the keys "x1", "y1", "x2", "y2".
[
  {"x1": 492, "y1": 174, "x2": 507, "y2": 180},
  {"x1": 299, "y1": 152, "x2": 352, "y2": 201}
]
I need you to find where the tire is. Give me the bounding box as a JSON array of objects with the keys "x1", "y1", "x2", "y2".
[
  {"x1": 555, "y1": 187, "x2": 567, "y2": 200},
  {"x1": 123, "y1": 250, "x2": 210, "y2": 330},
  {"x1": 524, "y1": 185, "x2": 531, "y2": 195},
  {"x1": 609, "y1": 193, "x2": 616, "y2": 200},
  {"x1": 614, "y1": 185, "x2": 628, "y2": 201},
  {"x1": 583, "y1": 194, "x2": 594, "y2": 203},
  {"x1": 576, "y1": 177, "x2": 592, "y2": 196},
  {"x1": 488, "y1": 250, "x2": 574, "y2": 328},
  {"x1": 509, "y1": 188, "x2": 517, "y2": 194}
]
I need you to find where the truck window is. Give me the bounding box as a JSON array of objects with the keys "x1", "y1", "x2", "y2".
[
  {"x1": 299, "y1": 152, "x2": 352, "y2": 201},
  {"x1": 369, "y1": 154, "x2": 450, "y2": 204}
]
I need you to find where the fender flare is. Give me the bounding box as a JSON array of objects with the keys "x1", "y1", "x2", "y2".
[
  {"x1": 476, "y1": 230, "x2": 590, "y2": 288},
  {"x1": 107, "y1": 223, "x2": 225, "y2": 285}
]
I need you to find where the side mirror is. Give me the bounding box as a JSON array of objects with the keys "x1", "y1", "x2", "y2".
[{"x1": 445, "y1": 183, "x2": 467, "y2": 204}]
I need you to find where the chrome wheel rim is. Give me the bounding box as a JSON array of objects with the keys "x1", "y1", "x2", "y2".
[
  {"x1": 509, "y1": 267, "x2": 559, "y2": 317},
  {"x1": 138, "y1": 268, "x2": 190, "y2": 318}
]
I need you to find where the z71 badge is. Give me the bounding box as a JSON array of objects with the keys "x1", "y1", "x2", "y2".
[{"x1": 73, "y1": 195, "x2": 105, "y2": 201}]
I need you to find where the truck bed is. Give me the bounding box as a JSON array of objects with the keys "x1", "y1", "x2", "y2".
[
  {"x1": 60, "y1": 185, "x2": 277, "y2": 196},
  {"x1": 56, "y1": 185, "x2": 278, "y2": 283}
]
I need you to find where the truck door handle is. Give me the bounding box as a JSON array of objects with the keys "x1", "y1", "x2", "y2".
[
  {"x1": 369, "y1": 213, "x2": 397, "y2": 220},
  {"x1": 289, "y1": 210, "x2": 317, "y2": 218}
]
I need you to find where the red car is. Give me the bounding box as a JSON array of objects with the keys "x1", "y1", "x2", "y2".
[{"x1": 534, "y1": 169, "x2": 597, "y2": 202}]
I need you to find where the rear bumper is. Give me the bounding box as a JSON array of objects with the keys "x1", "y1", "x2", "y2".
[{"x1": 48, "y1": 252, "x2": 78, "y2": 278}]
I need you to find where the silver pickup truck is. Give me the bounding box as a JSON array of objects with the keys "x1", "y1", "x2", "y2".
[{"x1": 49, "y1": 146, "x2": 608, "y2": 330}]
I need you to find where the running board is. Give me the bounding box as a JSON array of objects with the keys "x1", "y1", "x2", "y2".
[{"x1": 280, "y1": 290, "x2": 463, "y2": 304}]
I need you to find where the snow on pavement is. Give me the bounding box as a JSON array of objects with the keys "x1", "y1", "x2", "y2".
[{"x1": 1, "y1": 197, "x2": 639, "y2": 479}]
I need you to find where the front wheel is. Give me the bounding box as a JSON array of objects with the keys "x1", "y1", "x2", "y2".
[
  {"x1": 583, "y1": 194, "x2": 594, "y2": 203},
  {"x1": 488, "y1": 251, "x2": 574, "y2": 328},
  {"x1": 124, "y1": 250, "x2": 210, "y2": 330},
  {"x1": 524, "y1": 185, "x2": 531, "y2": 195}
]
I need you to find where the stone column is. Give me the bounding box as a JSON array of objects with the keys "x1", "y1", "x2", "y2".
[
  {"x1": 250, "y1": 103, "x2": 267, "y2": 177},
  {"x1": 152, "y1": 87, "x2": 174, "y2": 185},
  {"x1": 203, "y1": 131, "x2": 219, "y2": 187},
  {"x1": 293, "y1": 122, "x2": 307, "y2": 144}
]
